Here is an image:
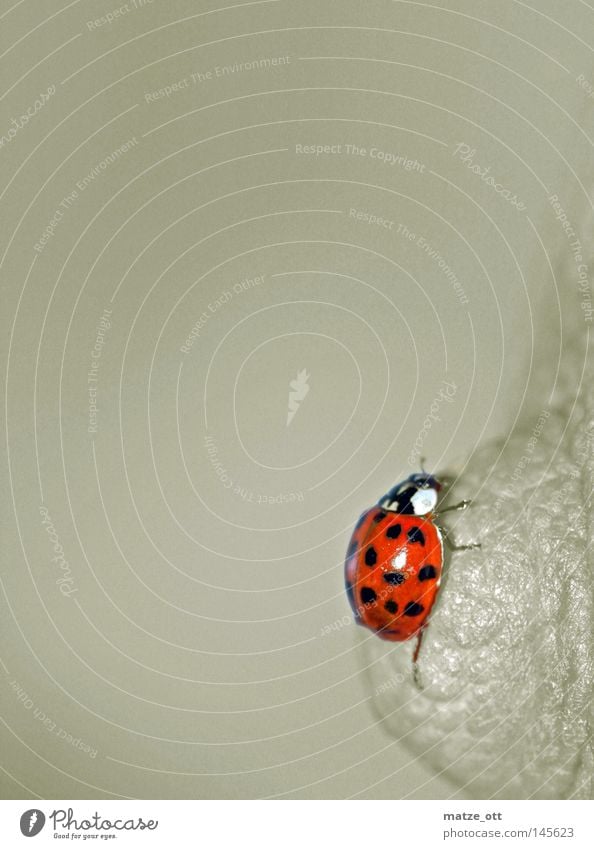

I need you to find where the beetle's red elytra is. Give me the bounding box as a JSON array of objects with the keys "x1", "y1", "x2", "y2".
[{"x1": 345, "y1": 473, "x2": 478, "y2": 683}]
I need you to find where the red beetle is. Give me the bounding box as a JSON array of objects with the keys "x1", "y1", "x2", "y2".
[{"x1": 344, "y1": 472, "x2": 478, "y2": 684}]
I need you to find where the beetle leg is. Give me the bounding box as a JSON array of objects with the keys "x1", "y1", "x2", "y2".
[
  {"x1": 438, "y1": 499, "x2": 472, "y2": 514},
  {"x1": 442, "y1": 531, "x2": 481, "y2": 551},
  {"x1": 412, "y1": 631, "x2": 424, "y2": 690},
  {"x1": 437, "y1": 501, "x2": 481, "y2": 549}
]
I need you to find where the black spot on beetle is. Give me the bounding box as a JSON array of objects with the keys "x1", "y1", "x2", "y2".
[
  {"x1": 384, "y1": 600, "x2": 398, "y2": 614},
  {"x1": 360, "y1": 587, "x2": 377, "y2": 605},
  {"x1": 418, "y1": 564, "x2": 437, "y2": 581},
  {"x1": 404, "y1": 601, "x2": 424, "y2": 617},
  {"x1": 373, "y1": 511, "x2": 387, "y2": 523},
  {"x1": 383, "y1": 571, "x2": 406, "y2": 585},
  {"x1": 364, "y1": 547, "x2": 377, "y2": 566},
  {"x1": 383, "y1": 485, "x2": 417, "y2": 514},
  {"x1": 386, "y1": 523, "x2": 402, "y2": 539},
  {"x1": 407, "y1": 526, "x2": 425, "y2": 546}
]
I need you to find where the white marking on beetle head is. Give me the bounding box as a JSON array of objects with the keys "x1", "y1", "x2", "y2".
[{"x1": 412, "y1": 487, "x2": 438, "y2": 515}]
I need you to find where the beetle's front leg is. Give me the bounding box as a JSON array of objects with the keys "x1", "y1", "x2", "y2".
[{"x1": 442, "y1": 531, "x2": 481, "y2": 551}]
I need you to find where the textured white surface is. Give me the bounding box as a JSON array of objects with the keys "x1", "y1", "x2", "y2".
[{"x1": 364, "y1": 349, "x2": 594, "y2": 799}]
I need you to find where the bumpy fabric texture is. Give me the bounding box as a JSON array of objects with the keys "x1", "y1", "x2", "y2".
[{"x1": 365, "y1": 348, "x2": 594, "y2": 799}]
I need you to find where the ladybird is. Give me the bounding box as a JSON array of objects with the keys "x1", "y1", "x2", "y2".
[{"x1": 344, "y1": 472, "x2": 477, "y2": 683}]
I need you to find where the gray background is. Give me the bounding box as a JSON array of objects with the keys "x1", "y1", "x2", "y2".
[{"x1": 1, "y1": 0, "x2": 593, "y2": 798}]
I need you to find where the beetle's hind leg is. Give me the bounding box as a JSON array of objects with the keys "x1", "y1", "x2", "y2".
[{"x1": 412, "y1": 630, "x2": 425, "y2": 690}]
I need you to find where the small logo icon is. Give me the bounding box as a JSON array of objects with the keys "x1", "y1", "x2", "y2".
[
  {"x1": 286, "y1": 369, "x2": 310, "y2": 426},
  {"x1": 20, "y1": 810, "x2": 45, "y2": 837}
]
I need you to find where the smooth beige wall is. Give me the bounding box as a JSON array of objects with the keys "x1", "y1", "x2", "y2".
[{"x1": 2, "y1": 0, "x2": 593, "y2": 799}]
